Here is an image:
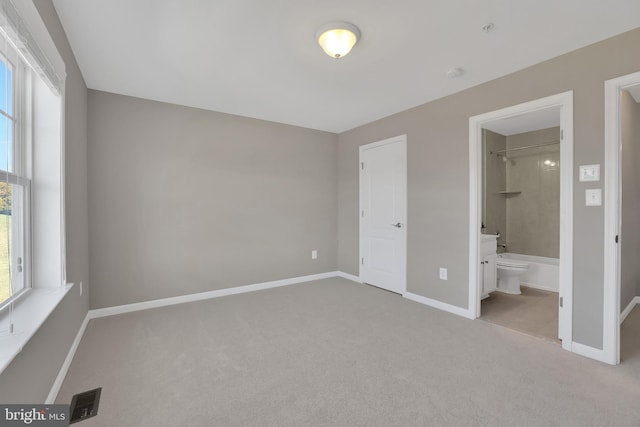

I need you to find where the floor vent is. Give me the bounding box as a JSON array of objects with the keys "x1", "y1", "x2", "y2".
[{"x1": 69, "y1": 387, "x2": 102, "y2": 424}]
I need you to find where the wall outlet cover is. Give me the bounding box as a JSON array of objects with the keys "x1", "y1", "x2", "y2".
[
  {"x1": 585, "y1": 188, "x2": 602, "y2": 206},
  {"x1": 311, "y1": 250, "x2": 318, "y2": 260}
]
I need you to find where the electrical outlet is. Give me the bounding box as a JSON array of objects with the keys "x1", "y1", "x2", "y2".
[
  {"x1": 585, "y1": 188, "x2": 601, "y2": 206},
  {"x1": 79, "y1": 281, "x2": 83, "y2": 296},
  {"x1": 439, "y1": 268, "x2": 448, "y2": 280},
  {"x1": 311, "y1": 250, "x2": 318, "y2": 260}
]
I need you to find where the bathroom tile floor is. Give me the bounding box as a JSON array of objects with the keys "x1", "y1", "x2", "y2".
[{"x1": 480, "y1": 286, "x2": 560, "y2": 343}]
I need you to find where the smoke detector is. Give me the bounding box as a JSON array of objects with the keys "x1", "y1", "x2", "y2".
[
  {"x1": 482, "y1": 23, "x2": 495, "y2": 33},
  {"x1": 446, "y1": 67, "x2": 465, "y2": 79}
]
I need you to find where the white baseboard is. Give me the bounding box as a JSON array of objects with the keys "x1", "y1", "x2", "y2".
[
  {"x1": 337, "y1": 271, "x2": 361, "y2": 283},
  {"x1": 621, "y1": 296, "x2": 640, "y2": 324},
  {"x1": 403, "y1": 291, "x2": 474, "y2": 319},
  {"x1": 571, "y1": 341, "x2": 611, "y2": 364},
  {"x1": 89, "y1": 272, "x2": 338, "y2": 319},
  {"x1": 46, "y1": 312, "x2": 90, "y2": 404}
]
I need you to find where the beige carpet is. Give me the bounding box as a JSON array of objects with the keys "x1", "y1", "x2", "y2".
[
  {"x1": 480, "y1": 286, "x2": 559, "y2": 343},
  {"x1": 56, "y1": 278, "x2": 640, "y2": 426}
]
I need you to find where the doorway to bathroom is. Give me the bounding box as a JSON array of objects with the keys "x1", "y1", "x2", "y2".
[{"x1": 469, "y1": 92, "x2": 574, "y2": 351}]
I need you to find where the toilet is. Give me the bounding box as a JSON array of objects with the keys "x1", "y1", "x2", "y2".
[{"x1": 496, "y1": 255, "x2": 529, "y2": 295}]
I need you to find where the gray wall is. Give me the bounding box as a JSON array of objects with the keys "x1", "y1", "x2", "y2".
[
  {"x1": 482, "y1": 129, "x2": 506, "y2": 251},
  {"x1": 0, "y1": 0, "x2": 89, "y2": 403},
  {"x1": 338, "y1": 28, "x2": 640, "y2": 349},
  {"x1": 505, "y1": 127, "x2": 560, "y2": 258},
  {"x1": 620, "y1": 90, "x2": 640, "y2": 312},
  {"x1": 88, "y1": 91, "x2": 338, "y2": 309}
]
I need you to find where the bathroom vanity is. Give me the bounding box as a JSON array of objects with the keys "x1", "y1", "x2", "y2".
[{"x1": 480, "y1": 234, "x2": 498, "y2": 298}]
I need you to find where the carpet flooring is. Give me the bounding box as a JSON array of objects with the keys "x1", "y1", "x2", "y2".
[
  {"x1": 56, "y1": 278, "x2": 640, "y2": 426},
  {"x1": 480, "y1": 286, "x2": 559, "y2": 343}
]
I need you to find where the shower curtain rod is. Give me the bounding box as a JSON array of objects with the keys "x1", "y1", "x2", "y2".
[{"x1": 491, "y1": 140, "x2": 559, "y2": 155}]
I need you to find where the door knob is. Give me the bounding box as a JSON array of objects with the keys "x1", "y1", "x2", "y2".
[{"x1": 391, "y1": 222, "x2": 402, "y2": 228}]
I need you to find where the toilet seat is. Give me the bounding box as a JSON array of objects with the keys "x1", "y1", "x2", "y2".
[{"x1": 496, "y1": 258, "x2": 528, "y2": 269}]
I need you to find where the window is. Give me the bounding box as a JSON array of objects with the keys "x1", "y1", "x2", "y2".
[
  {"x1": 0, "y1": 34, "x2": 29, "y2": 315},
  {"x1": 0, "y1": 0, "x2": 66, "y2": 373}
]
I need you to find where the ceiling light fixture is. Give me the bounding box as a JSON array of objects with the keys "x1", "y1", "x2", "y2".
[{"x1": 316, "y1": 22, "x2": 360, "y2": 59}]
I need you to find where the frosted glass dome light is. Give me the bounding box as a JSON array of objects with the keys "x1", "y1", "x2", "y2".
[{"x1": 316, "y1": 22, "x2": 360, "y2": 59}]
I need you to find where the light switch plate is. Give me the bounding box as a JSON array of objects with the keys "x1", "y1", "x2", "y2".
[
  {"x1": 585, "y1": 189, "x2": 602, "y2": 206},
  {"x1": 439, "y1": 268, "x2": 447, "y2": 280},
  {"x1": 579, "y1": 164, "x2": 600, "y2": 182}
]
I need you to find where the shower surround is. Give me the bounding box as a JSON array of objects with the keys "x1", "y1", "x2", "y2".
[{"x1": 483, "y1": 127, "x2": 560, "y2": 259}]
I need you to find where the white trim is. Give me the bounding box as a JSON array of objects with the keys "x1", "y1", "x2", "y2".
[
  {"x1": 469, "y1": 118, "x2": 481, "y2": 319},
  {"x1": 45, "y1": 311, "x2": 89, "y2": 404},
  {"x1": 359, "y1": 135, "x2": 408, "y2": 294},
  {"x1": 620, "y1": 296, "x2": 640, "y2": 325},
  {"x1": 59, "y1": 82, "x2": 66, "y2": 285},
  {"x1": 337, "y1": 271, "x2": 361, "y2": 283},
  {"x1": 558, "y1": 90, "x2": 573, "y2": 349},
  {"x1": 403, "y1": 291, "x2": 475, "y2": 319},
  {"x1": 0, "y1": 284, "x2": 73, "y2": 374},
  {"x1": 9, "y1": 0, "x2": 66, "y2": 86},
  {"x1": 603, "y1": 71, "x2": 640, "y2": 366},
  {"x1": 89, "y1": 272, "x2": 338, "y2": 319},
  {"x1": 468, "y1": 91, "x2": 574, "y2": 351},
  {"x1": 571, "y1": 342, "x2": 607, "y2": 363}
]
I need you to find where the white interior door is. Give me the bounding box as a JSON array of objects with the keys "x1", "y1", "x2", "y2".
[{"x1": 359, "y1": 135, "x2": 407, "y2": 294}]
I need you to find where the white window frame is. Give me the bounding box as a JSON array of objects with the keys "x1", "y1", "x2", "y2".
[{"x1": 0, "y1": 39, "x2": 31, "y2": 314}]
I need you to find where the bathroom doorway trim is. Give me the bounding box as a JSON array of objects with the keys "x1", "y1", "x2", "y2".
[
  {"x1": 468, "y1": 91, "x2": 574, "y2": 352},
  {"x1": 603, "y1": 71, "x2": 640, "y2": 365}
]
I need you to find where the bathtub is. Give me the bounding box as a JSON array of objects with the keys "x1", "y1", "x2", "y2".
[{"x1": 500, "y1": 253, "x2": 559, "y2": 292}]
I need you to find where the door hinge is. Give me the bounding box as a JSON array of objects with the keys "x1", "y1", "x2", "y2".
[
  {"x1": 361, "y1": 210, "x2": 364, "y2": 218},
  {"x1": 615, "y1": 235, "x2": 619, "y2": 243},
  {"x1": 561, "y1": 129, "x2": 564, "y2": 140},
  {"x1": 361, "y1": 258, "x2": 364, "y2": 265},
  {"x1": 361, "y1": 162, "x2": 364, "y2": 170},
  {"x1": 559, "y1": 296, "x2": 563, "y2": 308}
]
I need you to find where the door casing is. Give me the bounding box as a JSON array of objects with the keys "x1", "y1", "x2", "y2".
[
  {"x1": 603, "y1": 71, "x2": 640, "y2": 365},
  {"x1": 468, "y1": 91, "x2": 574, "y2": 351}
]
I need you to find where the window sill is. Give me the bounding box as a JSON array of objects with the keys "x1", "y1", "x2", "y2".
[{"x1": 0, "y1": 283, "x2": 73, "y2": 374}]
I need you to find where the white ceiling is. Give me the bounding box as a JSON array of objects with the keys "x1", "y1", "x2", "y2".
[{"x1": 52, "y1": 0, "x2": 640, "y2": 133}]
